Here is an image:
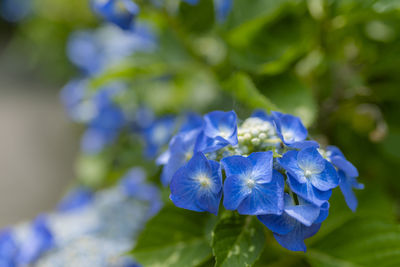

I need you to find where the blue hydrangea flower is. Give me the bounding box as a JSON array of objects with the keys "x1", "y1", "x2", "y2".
[
  {"x1": 57, "y1": 187, "x2": 94, "y2": 212},
  {"x1": 0, "y1": 229, "x2": 17, "y2": 266},
  {"x1": 60, "y1": 79, "x2": 97, "y2": 123},
  {"x1": 170, "y1": 152, "x2": 222, "y2": 215},
  {"x1": 91, "y1": 0, "x2": 139, "y2": 30},
  {"x1": 0, "y1": 0, "x2": 32, "y2": 22},
  {"x1": 221, "y1": 151, "x2": 284, "y2": 215},
  {"x1": 278, "y1": 147, "x2": 339, "y2": 206},
  {"x1": 214, "y1": 0, "x2": 232, "y2": 22},
  {"x1": 326, "y1": 146, "x2": 364, "y2": 211},
  {"x1": 258, "y1": 193, "x2": 328, "y2": 252},
  {"x1": 272, "y1": 111, "x2": 318, "y2": 149},
  {"x1": 67, "y1": 24, "x2": 156, "y2": 76},
  {"x1": 181, "y1": 0, "x2": 232, "y2": 22},
  {"x1": 120, "y1": 168, "x2": 162, "y2": 217},
  {"x1": 160, "y1": 113, "x2": 204, "y2": 185},
  {"x1": 16, "y1": 216, "x2": 53, "y2": 265},
  {"x1": 142, "y1": 115, "x2": 176, "y2": 158},
  {"x1": 195, "y1": 110, "x2": 238, "y2": 153}
]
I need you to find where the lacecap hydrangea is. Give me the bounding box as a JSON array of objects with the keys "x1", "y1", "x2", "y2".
[{"x1": 160, "y1": 110, "x2": 363, "y2": 252}]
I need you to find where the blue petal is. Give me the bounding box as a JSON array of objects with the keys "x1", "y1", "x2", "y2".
[
  {"x1": 237, "y1": 170, "x2": 284, "y2": 215},
  {"x1": 57, "y1": 187, "x2": 93, "y2": 212},
  {"x1": 179, "y1": 112, "x2": 204, "y2": 133},
  {"x1": 221, "y1": 155, "x2": 252, "y2": 177},
  {"x1": 284, "y1": 195, "x2": 320, "y2": 227},
  {"x1": 315, "y1": 201, "x2": 330, "y2": 223},
  {"x1": 338, "y1": 171, "x2": 363, "y2": 212},
  {"x1": 16, "y1": 216, "x2": 53, "y2": 264},
  {"x1": 309, "y1": 161, "x2": 339, "y2": 191},
  {"x1": 248, "y1": 151, "x2": 273, "y2": 183},
  {"x1": 0, "y1": 229, "x2": 17, "y2": 260},
  {"x1": 91, "y1": 0, "x2": 139, "y2": 30},
  {"x1": 203, "y1": 110, "x2": 238, "y2": 146},
  {"x1": 194, "y1": 131, "x2": 230, "y2": 153},
  {"x1": 297, "y1": 147, "x2": 325, "y2": 174},
  {"x1": 161, "y1": 130, "x2": 199, "y2": 185},
  {"x1": 287, "y1": 174, "x2": 332, "y2": 207},
  {"x1": 273, "y1": 223, "x2": 321, "y2": 252},
  {"x1": 257, "y1": 213, "x2": 296, "y2": 235},
  {"x1": 170, "y1": 165, "x2": 203, "y2": 213},
  {"x1": 223, "y1": 174, "x2": 252, "y2": 210},
  {"x1": 214, "y1": 0, "x2": 232, "y2": 22},
  {"x1": 287, "y1": 140, "x2": 319, "y2": 149},
  {"x1": 170, "y1": 153, "x2": 222, "y2": 214},
  {"x1": 278, "y1": 150, "x2": 307, "y2": 183},
  {"x1": 330, "y1": 155, "x2": 359, "y2": 178},
  {"x1": 272, "y1": 111, "x2": 308, "y2": 145},
  {"x1": 251, "y1": 109, "x2": 273, "y2": 122}
]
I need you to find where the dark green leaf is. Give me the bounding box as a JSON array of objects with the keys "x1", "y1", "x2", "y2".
[
  {"x1": 222, "y1": 72, "x2": 278, "y2": 112},
  {"x1": 131, "y1": 205, "x2": 213, "y2": 267},
  {"x1": 212, "y1": 213, "x2": 265, "y2": 267}
]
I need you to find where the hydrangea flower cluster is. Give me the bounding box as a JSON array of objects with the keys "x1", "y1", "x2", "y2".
[
  {"x1": 161, "y1": 110, "x2": 363, "y2": 251},
  {"x1": 0, "y1": 167, "x2": 161, "y2": 266}
]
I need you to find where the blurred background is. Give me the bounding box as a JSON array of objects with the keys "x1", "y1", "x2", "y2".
[
  {"x1": 0, "y1": 0, "x2": 94, "y2": 227},
  {"x1": 0, "y1": 0, "x2": 400, "y2": 230}
]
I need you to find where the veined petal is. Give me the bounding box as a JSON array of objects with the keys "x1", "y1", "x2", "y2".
[
  {"x1": 287, "y1": 174, "x2": 332, "y2": 207},
  {"x1": 248, "y1": 151, "x2": 273, "y2": 183},
  {"x1": 257, "y1": 213, "x2": 296, "y2": 235},
  {"x1": 236, "y1": 170, "x2": 284, "y2": 215},
  {"x1": 331, "y1": 155, "x2": 359, "y2": 178},
  {"x1": 309, "y1": 161, "x2": 339, "y2": 191},
  {"x1": 297, "y1": 147, "x2": 325, "y2": 174},
  {"x1": 284, "y1": 196, "x2": 320, "y2": 227},
  {"x1": 170, "y1": 166, "x2": 202, "y2": 212},
  {"x1": 278, "y1": 151, "x2": 307, "y2": 183},
  {"x1": 223, "y1": 175, "x2": 252, "y2": 210},
  {"x1": 273, "y1": 223, "x2": 321, "y2": 252},
  {"x1": 221, "y1": 155, "x2": 252, "y2": 177}
]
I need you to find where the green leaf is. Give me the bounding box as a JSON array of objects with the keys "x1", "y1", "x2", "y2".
[
  {"x1": 130, "y1": 205, "x2": 213, "y2": 267},
  {"x1": 257, "y1": 74, "x2": 317, "y2": 126},
  {"x1": 222, "y1": 72, "x2": 278, "y2": 112},
  {"x1": 307, "y1": 218, "x2": 400, "y2": 267},
  {"x1": 212, "y1": 213, "x2": 265, "y2": 267}
]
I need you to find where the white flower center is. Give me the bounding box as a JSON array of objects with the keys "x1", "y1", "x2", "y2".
[
  {"x1": 197, "y1": 174, "x2": 211, "y2": 188},
  {"x1": 304, "y1": 169, "x2": 313, "y2": 178},
  {"x1": 219, "y1": 127, "x2": 231, "y2": 139},
  {"x1": 282, "y1": 130, "x2": 294, "y2": 141},
  {"x1": 245, "y1": 178, "x2": 256, "y2": 189}
]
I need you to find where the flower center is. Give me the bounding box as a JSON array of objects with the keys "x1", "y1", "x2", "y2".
[
  {"x1": 116, "y1": 1, "x2": 128, "y2": 13},
  {"x1": 197, "y1": 174, "x2": 211, "y2": 188},
  {"x1": 245, "y1": 178, "x2": 256, "y2": 189},
  {"x1": 304, "y1": 169, "x2": 313, "y2": 178},
  {"x1": 282, "y1": 131, "x2": 294, "y2": 141},
  {"x1": 219, "y1": 127, "x2": 231, "y2": 139}
]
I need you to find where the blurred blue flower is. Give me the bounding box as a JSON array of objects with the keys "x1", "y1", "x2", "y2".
[
  {"x1": 60, "y1": 79, "x2": 97, "y2": 123},
  {"x1": 0, "y1": 229, "x2": 17, "y2": 267},
  {"x1": 195, "y1": 110, "x2": 238, "y2": 153},
  {"x1": 57, "y1": 187, "x2": 94, "y2": 212},
  {"x1": 160, "y1": 112, "x2": 203, "y2": 185},
  {"x1": 278, "y1": 147, "x2": 339, "y2": 206},
  {"x1": 214, "y1": 0, "x2": 232, "y2": 22},
  {"x1": 221, "y1": 152, "x2": 284, "y2": 215},
  {"x1": 120, "y1": 168, "x2": 162, "y2": 217},
  {"x1": 80, "y1": 84, "x2": 127, "y2": 154},
  {"x1": 181, "y1": 0, "x2": 232, "y2": 22},
  {"x1": 0, "y1": 0, "x2": 32, "y2": 22},
  {"x1": 272, "y1": 111, "x2": 318, "y2": 149},
  {"x1": 326, "y1": 146, "x2": 364, "y2": 211},
  {"x1": 142, "y1": 115, "x2": 176, "y2": 158},
  {"x1": 170, "y1": 152, "x2": 222, "y2": 215},
  {"x1": 258, "y1": 193, "x2": 328, "y2": 252},
  {"x1": 67, "y1": 23, "x2": 156, "y2": 76},
  {"x1": 16, "y1": 216, "x2": 53, "y2": 265},
  {"x1": 91, "y1": 0, "x2": 139, "y2": 30}
]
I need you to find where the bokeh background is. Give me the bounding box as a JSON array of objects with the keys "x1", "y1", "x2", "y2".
[{"x1": 1, "y1": 0, "x2": 400, "y2": 233}]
